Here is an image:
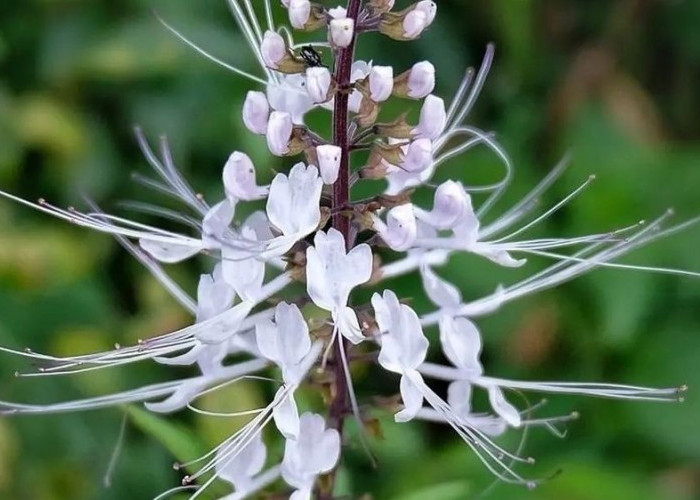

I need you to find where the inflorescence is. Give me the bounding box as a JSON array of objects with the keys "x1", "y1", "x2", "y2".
[{"x1": 0, "y1": 1, "x2": 697, "y2": 499}]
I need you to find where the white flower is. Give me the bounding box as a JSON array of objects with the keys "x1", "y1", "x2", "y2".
[
  {"x1": 216, "y1": 432, "x2": 267, "y2": 496},
  {"x1": 406, "y1": 61, "x2": 435, "y2": 98},
  {"x1": 266, "y1": 111, "x2": 294, "y2": 156},
  {"x1": 196, "y1": 264, "x2": 236, "y2": 324},
  {"x1": 201, "y1": 200, "x2": 235, "y2": 250},
  {"x1": 266, "y1": 163, "x2": 322, "y2": 238},
  {"x1": 446, "y1": 381, "x2": 507, "y2": 437},
  {"x1": 329, "y1": 17, "x2": 355, "y2": 48},
  {"x1": 255, "y1": 302, "x2": 312, "y2": 386},
  {"x1": 419, "y1": 264, "x2": 462, "y2": 313},
  {"x1": 221, "y1": 212, "x2": 270, "y2": 300},
  {"x1": 273, "y1": 387, "x2": 301, "y2": 439},
  {"x1": 242, "y1": 90, "x2": 270, "y2": 135},
  {"x1": 316, "y1": 144, "x2": 342, "y2": 184},
  {"x1": 281, "y1": 413, "x2": 341, "y2": 500},
  {"x1": 267, "y1": 74, "x2": 315, "y2": 125},
  {"x1": 413, "y1": 182, "x2": 526, "y2": 268},
  {"x1": 139, "y1": 238, "x2": 202, "y2": 264},
  {"x1": 264, "y1": 163, "x2": 323, "y2": 257},
  {"x1": 369, "y1": 65, "x2": 394, "y2": 102},
  {"x1": 439, "y1": 315, "x2": 483, "y2": 378},
  {"x1": 372, "y1": 290, "x2": 429, "y2": 421},
  {"x1": 414, "y1": 94, "x2": 446, "y2": 140},
  {"x1": 261, "y1": 31, "x2": 286, "y2": 69},
  {"x1": 306, "y1": 229, "x2": 373, "y2": 343},
  {"x1": 223, "y1": 151, "x2": 269, "y2": 202},
  {"x1": 372, "y1": 204, "x2": 417, "y2": 251},
  {"x1": 288, "y1": 0, "x2": 311, "y2": 29},
  {"x1": 414, "y1": 180, "x2": 474, "y2": 230},
  {"x1": 305, "y1": 67, "x2": 333, "y2": 104}
]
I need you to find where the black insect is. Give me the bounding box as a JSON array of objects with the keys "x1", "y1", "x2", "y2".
[{"x1": 300, "y1": 45, "x2": 325, "y2": 68}]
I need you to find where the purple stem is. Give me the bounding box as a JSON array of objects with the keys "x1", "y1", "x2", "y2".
[{"x1": 322, "y1": 0, "x2": 363, "y2": 498}]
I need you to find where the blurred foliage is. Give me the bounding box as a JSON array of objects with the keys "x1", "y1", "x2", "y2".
[{"x1": 0, "y1": 1, "x2": 699, "y2": 499}]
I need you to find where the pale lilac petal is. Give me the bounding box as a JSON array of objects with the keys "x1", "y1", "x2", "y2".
[
  {"x1": 487, "y1": 386, "x2": 521, "y2": 428},
  {"x1": 395, "y1": 373, "x2": 424, "y2": 422},
  {"x1": 439, "y1": 316, "x2": 483, "y2": 375},
  {"x1": 420, "y1": 264, "x2": 461, "y2": 309}
]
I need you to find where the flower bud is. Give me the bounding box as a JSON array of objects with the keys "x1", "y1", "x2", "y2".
[
  {"x1": 316, "y1": 145, "x2": 342, "y2": 184},
  {"x1": 287, "y1": 0, "x2": 327, "y2": 31},
  {"x1": 329, "y1": 18, "x2": 355, "y2": 48},
  {"x1": 242, "y1": 91, "x2": 270, "y2": 135},
  {"x1": 394, "y1": 61, "x2": 435, "y2": 99},
  {"x1": 401, "y1": 138, "x2": 433, "y2": 172},
  {"x1": 288, "y1": 0, "x2": 311, "y2": 29},
  {"x1": 373, "y1": 204, "x2": 417, "y2": 251},
  {"x1": 267, "y1": 111, "x2": 294, "y2": 156},
  {"x1": 369, "y1": 66, "x2": 394, "y2": 102},
  {"x1": 379, "y1": 1, "x2": 436, "y2": 41},
  {"x1": 223, "y1": 151, "x2": 268, "y2": 201},
  {"x1": 414, "y1": 95, "x2": 446, "y2": 140},
  {"x1": 415, "y1": 1, "x2": 437, "y2": 26},
  {"x1": 402, "y1": 10, "x2": 427, "y2": 39},
  {"x1": 305, "y1": 67, "x2": 333, "y2": 103},
  {"x1": 261, "y1": 31, "x2": 287, "y2": 69},
  {"x1": 261, "y1": 31, "x2": 306, "y2": 74},
  {"x1": 328, "y1": 6, "x2": 347, "y2": 18}
]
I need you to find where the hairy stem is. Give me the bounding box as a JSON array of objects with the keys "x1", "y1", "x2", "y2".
[{"x1": 323, "y1": 0, "x2": 363, "y2": 498}]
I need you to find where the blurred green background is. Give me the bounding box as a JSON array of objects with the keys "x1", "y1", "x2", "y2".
[{"x1": 1, "y1": 1, "x2": 699, "y2": 499}]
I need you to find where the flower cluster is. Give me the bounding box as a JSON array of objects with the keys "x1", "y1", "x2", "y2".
[{"x1": 0, "y1": 1, "x2": 697, "y2": 499}]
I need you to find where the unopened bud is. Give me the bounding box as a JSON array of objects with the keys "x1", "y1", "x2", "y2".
[
  {"x1": 267, "y1": 111, "x2": 294, "y2": 156},
  {"x1": 261, "y1": 31, "x2": 306, "y2": 74},
  {"x1": 414, "y1": 94, "x2": 446, "y2": 140},
  {"x1": 288, "y1": 0, "x2": 327, "y2": 31},
  {"x1": 288, "y1": 0, "x2": 311, "y2": 29},
  {"x1": 379, "y1": 1, "x2": 436, "y2": 41},
  {"x1": 261, "y1": 31, "x2": 286, "y2": 69},
  {"x1": 369, "y1": 66, "x2": 395, "y2": 102},
  {"x1": 402, "y1": 10, "x2": 427, "y2": 39},
  {"x1": 394, "y1": 61, "x2": 435, "y2": 99},
  {"x1": 415, "y1": 1, "x2": 437, "y2": 26},
  {"x1": 329, "y1": 18, "x2": 355, "y2": 48},
  {"x1": 316, "y1": 145, "x2": 342, "y2": 184},
  {"x1": 242, "y1": 91, "x2": 270, "y2": 135}
]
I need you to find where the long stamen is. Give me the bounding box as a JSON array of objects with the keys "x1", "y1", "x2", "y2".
[{"x1": 492, "y1": 174, "x2": 597, "y2": 243}]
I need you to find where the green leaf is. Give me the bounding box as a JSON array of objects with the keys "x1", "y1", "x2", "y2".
[{"x1": 390, "y1": 480, "x2": 471, "y2": 500}]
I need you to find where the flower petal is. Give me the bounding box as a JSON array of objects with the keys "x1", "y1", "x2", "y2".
[{"x1": 395, "y1": 373, "x2": 424, "y2": 422}]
